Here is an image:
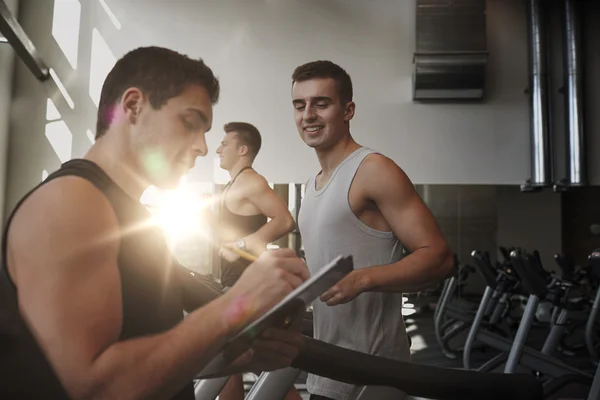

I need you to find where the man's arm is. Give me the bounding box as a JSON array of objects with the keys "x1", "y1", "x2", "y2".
[
  {"x1": 320, "y1": 155, "x2": 454, "y2": 305},
  {"x1": 240, "y1": 175, "x2": 296, "y2": 254},
  {"x1": 357, "y1": 155, "x2": 455, "y2": 293},
  {"x1": 8, "y1": 177, "x2": 305, "y2": 400}
]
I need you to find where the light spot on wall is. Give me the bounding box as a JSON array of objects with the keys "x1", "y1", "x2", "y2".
[
  {"x1": 42, "y1": 170, "x2": 49, "y2": 182},
  {"x1": 45, "y1": 120, "x2": 73, "y2": 163},
  {"x1": 46, "y1": 98, "x2": 61, "y2": 121},
  {"x1": 86, "y1": 129, "x2": 95, "y2": 144},
  {"x1": 52, "y1": 0, "x2": 81, "y2": 70},
  {"x1": 98, "y1": 0, "x2": 121, "y2": 30},
  {"x1": 89, "y1": 29, "x2": 116, "y2": 107},
  {"x1": 288, "y1": 183, "x2": 295, "y2": 214},
  {"x1": 49, "y1": 68, "x2": 75, "y2": 110}
]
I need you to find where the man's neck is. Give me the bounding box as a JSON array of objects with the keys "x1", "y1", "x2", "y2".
[
  {"x1": 228, "y1": 160, "x2": 253, "y2": 180},
  {"x1": 316, "y1": 135, "x2": 361, "y2": 177},
  {"x1": 84, "y1": 133, "x2": 149, "y2": 200}
]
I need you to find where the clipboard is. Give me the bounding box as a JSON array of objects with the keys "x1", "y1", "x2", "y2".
[{"x1": 196, "y1": 254, "x2": 354, "y2": 377}]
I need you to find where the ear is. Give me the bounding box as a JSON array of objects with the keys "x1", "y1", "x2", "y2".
[
  {"x1": 237, "y1": 144, "x2": 249, "y2": 157},
  {"x1": 344, "y1": 101, "x2": 356, "y2": 123},
  {"x1": 120, "y1": 87, "x2": 145, "y2": 125}
]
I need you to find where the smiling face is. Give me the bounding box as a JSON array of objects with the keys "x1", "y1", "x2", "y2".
[
  {"x1": 128, "y1": 84, "x2": 213, "y2": 189},
  {"x1": 291, "y1": 77, "x2": 355, "y2": 150}
]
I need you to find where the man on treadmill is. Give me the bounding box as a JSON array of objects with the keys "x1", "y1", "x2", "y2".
[
  {"x1": 0, "y1": 46, "x2": 308, "y2": 399},
  {"x1": 291, "y1": 60, "x2": 455, "y2": 400},
  {"x1": 212, "y1": 122, "x2": 299, "y2": 400},
  {"x1": 214, "y1": 122, "x2": 296, "y2": 289}
]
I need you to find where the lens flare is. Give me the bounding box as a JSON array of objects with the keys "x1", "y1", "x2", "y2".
[
  {"x1": 147, "y1": 181, "x2": 211, "y2": 242},
  {"x1": 143, "y1": 150, "x2": 170, "y2": 182}
]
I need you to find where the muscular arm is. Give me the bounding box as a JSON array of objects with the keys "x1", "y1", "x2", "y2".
[
  {"x1": 7, "y1": 178, "x2": 246, "y2": 400},
  {"x1": 241, "y1": 176, "x2": 296, "y2": 254},
  {"x1": 356, "y1": 156, "x2": 455, "y2": 294}
]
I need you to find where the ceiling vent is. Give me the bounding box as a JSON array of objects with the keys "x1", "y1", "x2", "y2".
[{"x1": 413, "y1": 0, "x2": 488, "y2": 101}]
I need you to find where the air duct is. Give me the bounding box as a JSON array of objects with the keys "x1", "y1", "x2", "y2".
[
  {"x1": 562, "y1": 0, "x2": 586, "y2": 187},
  {"x1": 521, "y1": 0, "x2": 552, "y2": 192},
  {"x1": 412, "y1": 0, "x2": 488, "y2": 101}
]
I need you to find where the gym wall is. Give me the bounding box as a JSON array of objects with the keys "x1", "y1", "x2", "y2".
[
  {"x1": 0, "y1": 0, "x2": 19, "y2": 225},
  {"x1": 2, "y1": 0, "x2": 599, "y2": 278},
  {"x1": 0, "y1": 1, "x2": 564, "y2": 198}
]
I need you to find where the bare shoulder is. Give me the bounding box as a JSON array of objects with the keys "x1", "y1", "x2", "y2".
[
  {"x1": 8, "y1": 176, "x2": 120, "y2": 275},
  {"x1": 238, "y1": 169, "x2": 271, "y2": 195},
  {"x1": 12, "y1": 176, "x2": 117, "y2": 226},
  {"x1": 356, "y1": 153, "x2": 413, "y2": 192}
]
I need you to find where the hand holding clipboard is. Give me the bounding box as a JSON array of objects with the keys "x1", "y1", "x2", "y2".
[{"x1": 196, "y1": 254, "x2": 354, "y2": 377}]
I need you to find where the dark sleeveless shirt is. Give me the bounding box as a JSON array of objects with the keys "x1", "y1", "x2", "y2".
[
  {"x1": 0, "y1": 159, "x2": 193, "y2": 399},
  {"x1": 218, "y1": 167, "x2": 267, "y2": 287}
]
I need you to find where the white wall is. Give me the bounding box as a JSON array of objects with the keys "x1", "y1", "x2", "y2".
[
  {"x1": 0, "y1": 0, "x2": 19, "y2": 223},
  {"x1": 4, "y1": 0, "x2": 599, "y2": 216}
]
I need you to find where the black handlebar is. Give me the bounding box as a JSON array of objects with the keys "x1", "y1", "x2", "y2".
[{"x1": 292, "y1": 336, "x2": 543, "y2": 400}]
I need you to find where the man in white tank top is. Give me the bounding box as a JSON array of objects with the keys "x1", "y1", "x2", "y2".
[{"x1": 290, "y1": 61, "x2": 455, "y2": 400}]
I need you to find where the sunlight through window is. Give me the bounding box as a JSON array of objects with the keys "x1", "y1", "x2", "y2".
[
  {"x1": 98, "y1": 0, "x2": 121, "y2": 30},
  {"x1": 142, "y1": 180, "x2": 211, "y2": 243},
  {"x1": 46, "y1": 98, "x2": 61, "y2": 121},
  {"x1": 49, "y1": 68, "x2": 75, "y2": 110},
  {"x1": 89, "y1": 28, "x2": 116, "y2": 107},
  {"x1": 52, "y1": 0, "x2": 81, "y2": 69},
  {"x1": 52, "y1": 0, "x2": 81, "y2": 70},
  {"x1": 45, "y1": 120, "x2": 73, "y2": 163}
]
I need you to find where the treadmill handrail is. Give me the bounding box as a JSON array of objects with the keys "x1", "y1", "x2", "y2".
[
  {"x1": 471, "y1": 250, "x2": 500, "y2": 289},
  {"x1": 510, "y1": 250, "x2": 549, "y2": 298},
  {"x1": 292, "y1": 336, "x2": 543, "y2": 400}
]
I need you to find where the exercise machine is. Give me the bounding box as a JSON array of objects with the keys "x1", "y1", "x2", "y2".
[
  {"x1": 239, "y1": 335, "x2": 543, "y2": 400},
  {"x1": 463, "y1": 248, "x2": 595, "y2": 396}
]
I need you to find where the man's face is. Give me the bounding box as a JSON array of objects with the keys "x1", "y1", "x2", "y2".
[
  {"x1": 215, "y1": 132, "x2": 241, "y2": 171},
  {"x1": 291, "y1": 77, "x2": 354, "y2": 150},
  {"x1": 131, "y1": 84, "x2": 213, "y2": 189}
]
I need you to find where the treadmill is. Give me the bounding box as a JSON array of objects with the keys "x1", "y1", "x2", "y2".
[
  {"x1": 189, "y1": 252, "x2": 542, "y2": 400},
  {"x1": 194, "y1": 334, "x2": 544, "y2": 400}
]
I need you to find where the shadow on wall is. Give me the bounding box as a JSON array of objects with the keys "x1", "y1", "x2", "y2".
[
  {"x1": 41, "y1": 0, "x2": 119, "y2": 169},
  {"x1": 6, "y1": 0, "x2": 120, "y2": 220}
]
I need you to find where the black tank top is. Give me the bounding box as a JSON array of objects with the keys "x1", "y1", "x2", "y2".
[
  {"x1": 218, "y1": 167, "x2": 268, "y2": 286},
  {"x1": 0, "y1": 159, "x2": 193, "y2": 399},
  {"x1": 219, "y1": 167, "x2": 268, "y2": 237}
]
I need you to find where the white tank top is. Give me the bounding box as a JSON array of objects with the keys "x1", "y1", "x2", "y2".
[{"x1": 298, "y1": 147, "x2": 411, "y2": 400}]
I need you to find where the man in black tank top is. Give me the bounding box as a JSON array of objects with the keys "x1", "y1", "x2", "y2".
[
  {"x1": 214, "y1": 122, "x2": 296, "y2": 287},
  {"x1": 210, "y1": 122, "x2": 298, "y2": 400},
  {"x1": 0, "y1": 46, "x2": 309, "y2": 400}
]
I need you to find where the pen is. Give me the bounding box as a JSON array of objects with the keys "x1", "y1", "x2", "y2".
[{"x1": 223, "y1": 244, "x2": 258, "y2": 262}]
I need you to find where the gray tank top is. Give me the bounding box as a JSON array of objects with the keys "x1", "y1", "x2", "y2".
[{"x1": 298, "y1": 147, "x2": 411, "y2": 400}]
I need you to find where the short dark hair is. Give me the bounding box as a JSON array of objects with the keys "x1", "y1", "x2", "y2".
[
  {"x1": 292, "y1": 60, "x2": 353, "y2": 105},
  {"x1": 95, "y1": 46, "x2": 220, "y2": 139},
  {"x1": 224, "y1": 122, "x2": 262, "y2": 160}
]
